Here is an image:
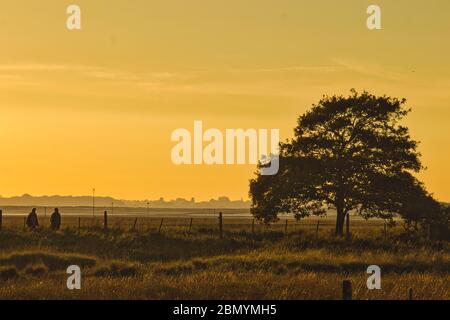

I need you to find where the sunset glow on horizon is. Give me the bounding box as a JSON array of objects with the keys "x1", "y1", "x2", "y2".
[{"x1": 1, "y1": 0, "x2": 450, "y2": 202}]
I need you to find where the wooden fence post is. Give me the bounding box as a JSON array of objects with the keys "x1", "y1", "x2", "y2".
[
  {"x1": 0, "y1": 210, "x2": 2, "y2": 231},
  {"x1": 132, "y1": 218, "x2": 138, "y2": 232},
  {"x1": 158, "y1": 218, "x2": 164, "y2": 233},
  {"x1": 103, "y1": 210, "x2": 108, "y2": 231},
  {"x1": 24, "y1": 216, "x2": 26, "y2": 229},
  {"x1": 188, "y1": 218, "x2": 193, "y2": 233},
  {"x1": 78, "y1": 217, "x2": 81, "y2": 235},
  {"x1": 252, "y1": 219, "x2": 255, "y2": 234},
  {"x1": 384, "y1": 222, "x2": 387, "y2": 241},
  {"x1": 346, "y1": 214, "x2": 350, "y2": 240},
  {"x1": 285, "y1": 219, "x2": 288, "y2": 234},
  {"x1": 408, "y1": 288, "x2": 413, "y2": 300},
  {"x1": 315, "y1": 220, "x2": 320, "y2": 239},
  {"x1": 342, "y1": 280, "x2": 352, "y2": 300},
  {"x1": 218, "y1": 212, "x2": 223, "y2": 239}
]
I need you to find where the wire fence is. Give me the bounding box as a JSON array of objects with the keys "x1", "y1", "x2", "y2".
[{"x1": 0, "y1": 211, "x2": 389, "y2": 235}]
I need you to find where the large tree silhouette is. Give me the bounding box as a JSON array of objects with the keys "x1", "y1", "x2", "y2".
[{"x1": 250, "y1": 90, "x2": 434, "y2": 236}]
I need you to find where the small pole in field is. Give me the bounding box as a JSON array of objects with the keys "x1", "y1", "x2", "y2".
[
  {"x1": 132, "y1": 218, "x2": 138, "y2": 232},
  {"x1": 103, "y1": 210, "x2": 108, "y2": 231},
  {"x1": 0, "y1": 210, "x2": 2, "y2": 231},
  {"x1": 427, "y1": 224, "x2": 431, "y2": 240},
  {"x1": 92, "y1": 188, "x2": 95, "y2": 218},
  {"x1": 78, "y1": 217, "x2": 81, "y2": 235},
  {"x1": 285, "y1": 219, "x2": 288, "y2": 234},
  {"x1": 345, "y1": 213, "x2": 350, "y2": 240},
  {"x1": 342, "y1": 280, "x2": 352, "y2": 300},
  {"x1": 158, "y1": 218, "x2": 164, "y2": 233},
  {"x1": 188, "y1": 218, "x2": 193, "y2": 233},
  {"x1": 384, "y1": 222, "x2": 387, "y2": 241},
  {"x1": 252, "y1": 219, "x2": 255, "y2": 234},
  {"x1": 24, "y1": 216, "x2": 26, "y2": 229},
  {"x1": 218, "y1": 212, "x2": 223, "y2": 239},
  {"x1": 316, "y1": 220, "x2": 320, "y2": 239},
  {"x1": 408, "y1": 288, "x2": 413, "y2": 300}
]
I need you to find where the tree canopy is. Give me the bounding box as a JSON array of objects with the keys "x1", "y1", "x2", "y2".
[{"x1": 249, "y1": 90, "x2": 438, "y2": 236}]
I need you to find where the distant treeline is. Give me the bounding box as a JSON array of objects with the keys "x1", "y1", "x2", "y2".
[{"x1": 0, "y1": 194, "x2": 250, "y2": 209}]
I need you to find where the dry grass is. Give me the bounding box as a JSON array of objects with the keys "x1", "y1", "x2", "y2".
[{"x1": 0, "y1": 215, "x2": 448, "y2": 300}]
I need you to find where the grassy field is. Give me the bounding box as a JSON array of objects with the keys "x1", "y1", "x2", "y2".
[{"x1": 0, "y1": 214, "x2": 448, "y2": 300}]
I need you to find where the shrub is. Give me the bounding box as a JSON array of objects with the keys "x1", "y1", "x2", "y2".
[
  {"x1": 0, "y1": 266, "x2": 19, "y2": 280},
  {"x1": 93, "y1": 262, "x2": 138, "y2": 278},
  {"x1": 24, "y1": 264, "x2": 48, "y2": 277},
  {"x1": 0, "y1": 252, "x2": 96, "y2": 271}
]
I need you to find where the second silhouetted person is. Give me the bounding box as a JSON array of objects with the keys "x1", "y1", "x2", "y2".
[{"x1": 50, "y1": 208, "x2": 61, "y2": 231}]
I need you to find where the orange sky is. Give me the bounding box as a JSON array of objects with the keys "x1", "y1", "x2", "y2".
[{"x1": 0, "y1": 0, "x2": 449, "y2": 201}]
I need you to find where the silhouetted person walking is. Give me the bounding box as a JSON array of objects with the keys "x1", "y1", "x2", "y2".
[
  {"x1": 50, "y1": 208, "x2": 61, "y2": 231},
  {"x1": 26, "y1": 208, "x2": 39, "y2": 230}
]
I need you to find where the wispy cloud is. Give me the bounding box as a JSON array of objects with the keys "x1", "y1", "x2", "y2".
[
  {"x1": 221, "y1": 65, "x2": 345, "y2": 74},
  {"x1": 330, "y1": 58, "x2": 415, "y2": 82},
  {"x1": 2, "y1": 61, "x2": 448, "y2": 100},
  {"x1": 0, "y1": 64, "x2": 96, "y2": 72}
]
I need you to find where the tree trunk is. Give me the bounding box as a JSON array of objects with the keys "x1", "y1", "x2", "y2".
[{"x1": 335, "y1": 205, "x2": 345, "y2": 237}]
